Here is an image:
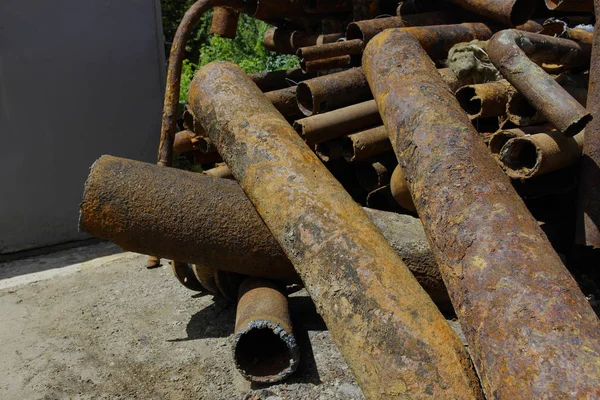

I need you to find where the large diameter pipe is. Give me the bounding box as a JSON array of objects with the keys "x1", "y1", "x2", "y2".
[
  {"x1": 499, "y1": 129, "x2": 584, "y2": 179},
  {"x1": 577, "y1": 0, "x2": 600, "y2": 247},
  {"x1": 447, "y1": 0, "x2": 535, "y2": 26},
  {"x1": 363, "y1": 28, "x2": 600, "y2": 399},
  {"x1": 487, "y1": 30, "x2": 592, "y2": 137},
  {"x1": 80, "y1": 156, "x2": 452, "y2": 307},
  {"x1": 189, "y1": 62, "x2": 483, "y2": 399},
  {"x1": 233, "y1": 277, "x2": 299, "y2": 383}
]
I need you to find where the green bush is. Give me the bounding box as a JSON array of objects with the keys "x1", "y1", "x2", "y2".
[{"x1": 161, "y1": 2, "x2": 299, "y2": 101}]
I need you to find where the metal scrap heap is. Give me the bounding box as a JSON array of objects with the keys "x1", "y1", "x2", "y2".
[{"x1": 79, "y1": 0, "x2": 600, "y2": 398}]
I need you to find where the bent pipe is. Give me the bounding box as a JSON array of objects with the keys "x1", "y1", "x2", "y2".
[
  {"x1": 79, "y1": 156, "x2": 453, "y2": 310},
  {"x1": 363, "y1": 28, "x2": 600, "y2": 399},
  {"x1": 189, "y1": 62, "x2": 483, "y2": 399},
  {"x1": 487, "y1": 29, "x2": 592, "y2": 137},
  {"x1": 233, "y1": 277, "x2": 299, "y2": 383},
  {"x1": 157, "y1": 0, "x2": 248, "y2": 167}
]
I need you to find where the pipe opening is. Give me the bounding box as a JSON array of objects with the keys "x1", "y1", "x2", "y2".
[
  {"x1": 315, "y1": 142, "x2": 332, "y2": 161},
  {"x1": 501, "y1": 138, "x2": 539, "y2": 172},
  {"x1": 341, "y1": 137, "x2": 355, "y2": 161},
  {"x1": 489, "y1": 132, "x2": 520, "y2": 154},
  {"x1": 346, "y1": 23, "x2": 364, "y2": 41},
  {"x1": 563, "y1": 113, "x2": 592, "y2": 138},
  {"x1": 456, "y1": 87, "x2": 481, "y2": 117},
  {"x1": 510, "y1": 0, "x2": 536, "y2": 26},
  {"x1": 296, "y1": 83, "x2": 316, "y2": 116},
  {"x1": 234, "y1": 323, "x2": 297, "y2": 382}
]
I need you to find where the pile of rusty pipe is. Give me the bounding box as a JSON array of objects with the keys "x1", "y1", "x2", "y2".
[
  {"x1": 447, "y1": 0, "x2": 535, "y2": 26},
  {"x1": 302, "y1": 55, "x2": 353, "y2": 73},
  {"x1": 364, "y1": 28, "x2": 600, "y2": 398},
  {"x1": 265, "y1": 27, "x2": 344, "y2": 54},
  {"x1": 189, "y1": 62, "x2": 483, "y2": 399},
  {"x1": 499, "y1": 128, "x2": 584, "y2": 179},
  {"x1": 456, "y1": 80, "x2": 515, "y2": 119},
  {"x1": 314, "y1": 139, "x2": 344, "y2": 162},
  {"x1": 157, "y1": 0, "x2": 247, "y2": 166},
  {"x1": 342, "y1": 125, "x2": 391, "y2": 162},
  {"x1": 233, "y1": 277, "x2": 299, "y2": 383},
  {"x1": 210, "y1": 7, "x2": 239, "y2": 38},
  {"x1": 390, "y1": 166, "x2": 416, "y2": 212},
  {"x1": 487, "y1": 127, "x2": 529, "y2": 155},
  {"x1": 249, "y1": 68, "x2": 316, "y2": 92},
  {"x1": 487, "y1": 30, "x2": 592, "y2": 137},
  {"x1": 577, "y1": 0, "x2": 600, "y2": 247},
  {"x1": 79, "y1": 155, "x2": 452, "y2": 307}
]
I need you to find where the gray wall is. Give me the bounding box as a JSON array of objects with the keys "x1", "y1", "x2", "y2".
[{"x1": 0, "y1": 0, "x2": 166, "y2": 253}]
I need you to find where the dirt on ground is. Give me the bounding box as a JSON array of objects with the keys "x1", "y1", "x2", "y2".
[{"x1": 0, "y1": 244, "x2": 367, "y2": 400}]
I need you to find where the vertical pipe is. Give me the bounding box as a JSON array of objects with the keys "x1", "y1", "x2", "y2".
[{"x1": 189, "y1": 61, "x2": 483, "y2": 400}]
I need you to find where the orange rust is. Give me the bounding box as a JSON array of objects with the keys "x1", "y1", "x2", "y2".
[
  {"x1": 210, "y1": 7, "x2": 239, "y2": 38},
  {"x1": 363, "y1": 28, "x2": 600, "y2": 399},
  {"x1": 448, "y1": 0, "x2": 535, "y2": 25},
  {"x1": 390, "y1": 166, "x2": 416, "y2": 212},
  {"x1": 455, "y1": 80, "x2": 515, "y2": 119},
  {"x1": 342, "y1": 125, "x2": 391, "y2": 162},
  {"x1": 189, "y1": 61, "x2": 483, "y2": 399}
]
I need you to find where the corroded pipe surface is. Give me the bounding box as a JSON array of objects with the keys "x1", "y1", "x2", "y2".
[
  {"x1": 157, "y1": 0, "x2": 246, "y2": 166},
  {"x1": 448, "y1": 0, "x2": 535, "y2": 26},
  {"x1": 297, "y1": 39, "x2": 363, "y2": 63},
  {"x1": 264, "y1": 27, "x2": 296, "y2": 54},
  {"x1": 314, "y1": 139, "x2": 344, "y2": 162},
  {"x1": 301, "y1": 55, "x2": 353, "y2": 73},
  {"x1": 577, "y1": 0, "x2": 600, "y2": 247},
  {"x1": 202, "y1": 163, "x2": 233, "y2": 179},
  {"x1": 210, "y1": 7, "x2": 239, "y2": 38},
  {"x1": 499, "y1": 128, "x2": 584, "y2": 179},
  {"x1": 173, "y1": 130, "x2": 199, "y2": 154},
  {"x1": 487, "y1": 30, "x2": 592, "y2": 137},
  {"x1": 296, "y1": 68, "x2": 371, "y2": 116},
  {"x1": 189, "y1": 62, "x2": 483, "y2": 399},
  {"x1": 364, "y1": 28, "x2": 600, "y2": 399},
  {"x1": 233, "y1": 277, "x2": 299, "y2": 383},
  {"x1": 342, "y1": 125, "x2": 391, "y2": 162},
  {"x1": 291, "y1": 31, "x2": 345, "y2": 49},
  {"x1": 79, "y1": 156, "x2": 451, "y2": 305},
  {"x1": 265, "y1": 86, "x2": 302, "y2": 118},
  {"x1": 455, "y1": 80, "x2": 515, "y2": 119},
  {"x1": 390, "y1": 166, "x2": 416, "y2": 212}
]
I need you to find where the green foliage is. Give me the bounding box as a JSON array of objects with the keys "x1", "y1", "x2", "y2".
[{"x1": 161, "y1": 2, "x2": 299, "y2": 102}]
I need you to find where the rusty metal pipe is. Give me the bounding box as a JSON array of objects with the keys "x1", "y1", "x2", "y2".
[
  {"x1": 342, "y1": 125, "x2": 391, "y2": 162},
  {"x1": 173, "y1": 130, "x2": 200, "y2": 154},
  {"x1": 233, "y1": 277, "x2": 299, "y2": 383},
  {"x1": 576, "y1": 0, "x2": 600, "y2": 247},
  {"x1": 488, "y1": 127, "x2": 529, "y2": 155},
  {"x1": 249, "y1": 68, "x2": 316, "y2": 92},
  {"x1": 291, "y1": 31, "x2": 345, "y2": 49},
  {"x1": 455, "y1": 80, "x2": 515, "y2": 119},
  {"x1": 202, "y1": 163, "x2": 233, "y2": 179},
  {"x1": 210, "y1": 7, "x2": 239, "y2": 39},
  {"x1": 301, "y1": 55, "x2": 353, "y2": 73},
  {"x1": 487, "y1": 30, "x2": 592, "y2": 137},
  {"x1": 314, "y1": 139, "x2": 344, "y2": 162},
  {"x1": 157, "y1": 0, "x2": 247, "y2": 167},
  {"x1": 189, "y1": 62, "x2": 483, "y2": 399},
  {"x1": 263, "y1": 27, "x2": 296, "y2": 54},
  {"x1": 364, "y1": 28, "x2": 600, "y2": 399},
  {"x1": 297, "y1": 39, "x2": 364, "y2": 62},
  {"x1": 448, "y1": 0, "x2": 535, "y2": 26},
  {"x1": 79, "y1": 156, "x2": 452, "y2": 306},
  {"x1": 390, "y1": 166, "x2": 416, "y2": 212},
  {"x1": 265, "y1": 86, "x2": 302, "y2": 118},
  {"x1": 296, "y1": 67, "x2": 370, "y2": 116},
  {"x1": 499, "y1": 128, "x2": 584, "y2": 179}
]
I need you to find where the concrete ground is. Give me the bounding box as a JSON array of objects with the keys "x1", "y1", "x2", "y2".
[{"x1": 0, "y1": 243, "x2": 368, "y2": 400}]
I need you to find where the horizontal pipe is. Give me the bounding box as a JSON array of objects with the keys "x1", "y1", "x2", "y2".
[
  {"x1": 264, "y1": 86, "x2": 302, "y2": 118},
  {"x1": 233, "y1": 277, "x2": 299, "y2": 383},
  {"x1": 173, "y1": 130, "x2": 199, "y2": 154},
  {"x1": 313, "y1": 139, "x2": 343, "y2": 162},
  {"x1": 189, "y1": 62, "x2": 482, "y2": 399},
  {"x1": 364, "y1": 27, "x2": 600, "y2": 399},
  {"x1": 342, "y1": 125, "x2": 391, "y2": 162},
  {"x1": 249, "y1": 68, "x2": 315, "y2": 92},
  {"x1": 499, "y1": 128, "x2": 585, "y2": 179},
  {"x1": 487, "y1": 30, "x2": 592, "y2": 137},
  {"x1": 210, "y1": 7, "x2": 239, "y2": 39},
  {"x1": 455, "y1": 80, "x2": 515, "y2": 119},
  {"x1": 202, "y1": 163, "x2": 233, "y2": 179},
  {"x1": 300, "y1": 55, "x2": 352, "y2": 73},
  {"x1": 290, "y1": 31, "x2": 345, "y2": 49},
  {"x1": 79, "y1": 156, "x2": 452, "y2": 307},
  {"x1": 448, "y1": 0, "x2": 535, "y2": 26},
  {"x1": 297, "y1": 39, "x2": 363, "y2": 63}
]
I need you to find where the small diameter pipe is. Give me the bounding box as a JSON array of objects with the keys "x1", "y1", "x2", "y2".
[
  {"x1": 79, "y1": 156, "x2": 452, "y2": 307},
  {"x1": 189, "y1": 62, "x2": 483, "y2": 399},
  {"x1": 157, "y1": 0, "x2": 247, "y2": 166},
  {"x1": 313, "y1": 140, "x2": 344, "y2": 162},
  {"x1": 488, "y1": 128, "x2": 526, "y2": 155},
  {"x1": 364, "y1": 28, "x2": 600, "y2": 399},
  {"x1": 264, "y1": 86, "x2": 302, "y2": 118},
  {"x1": 499, "y1": 129, "x2": 585, "y2": 179},
  {"x1": 455, "y1": 80, "x2": 515, "y2": 119},
  {"x1": 447, "y1": 0, "x2": 535, "y2": 26},
  {"x1": 576, "y1": 0, "x2": 600, "y2": 247},
  {"x1": 173, "y1": 130, "x2": 200, "y2": 154},
  {"x1": 487, "y1": 30, "x2": 592, "y2": 137},
  {"x1": 233, "y1": 277, "x2": 299, "y2": 383},
  {"x1": 290, "y1": 31, "x2": 345, "y2": 49},
  {"x1": 390, "y1": 166, "x2": 416, "y2": 212},
  {"x1": 342, "y1": 126, "x2": 392, "y2": 162},
  {"x1": 249, "y1": 68, "x2": 316, "y2": 92},
  {"x1": 301, "y1": 55, "x2": 353, "y2": 73},
  {"x1": 202, "y1": 163, "x2": 233, "y2": 179},
  {"x1": 210, "y1": 7, "x2": 239, "y2": 39}
]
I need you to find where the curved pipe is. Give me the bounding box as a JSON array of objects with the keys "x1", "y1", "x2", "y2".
[
  {"x1": 157, "y1": 0, "x2": 247, "y2": 167},
  {"x1": 487, "y1": 30, "x2": 592, "y2": 137}
]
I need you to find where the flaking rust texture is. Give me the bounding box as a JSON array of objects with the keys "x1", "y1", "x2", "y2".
[
  {"x1": 363, "y1": 29, "x2": 600, "y2": 399},
  {"x1": 189, "y1": 61, "x2": 483, "y2": 400}
]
